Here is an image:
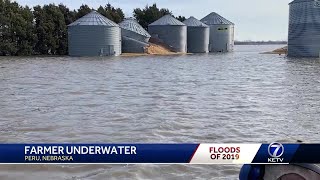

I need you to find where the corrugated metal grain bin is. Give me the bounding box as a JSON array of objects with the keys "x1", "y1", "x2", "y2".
[
  {"x1": 288, "y1": 0, "x2": 320, "y2": 57},
  {"x1": 119, "y1": 18, "x2": 150, "y2": 53},
  {"x1": 183, "y1": 17, "x2": 209, "y2": 53},
  {"x1": 122, "y1": 36, "x2": 149, "y2": 53},
  {"x1": 119, "y1": 18, "x2": 151, "y2": 43},
  {"x1": 201, "y1": 12, "x2": 235, "y2": 52},
  {"x1": 68, "y1": 11, "x2": 121, "y2": 56},
  {"x1": 148, "y1": 15, "x2": 187, "y2": 53}
]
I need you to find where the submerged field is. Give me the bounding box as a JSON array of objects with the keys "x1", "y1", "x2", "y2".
[{"x1": 0, "y1": 45, "x2": 319, "y2": 179}]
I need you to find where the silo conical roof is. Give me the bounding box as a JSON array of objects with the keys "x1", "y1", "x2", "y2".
[
  {"x1": 183, "y1": 16, "x2": 209, "y2": 27},
  {"x1": 119, "y1": 18, "x2": 151, "y2": 38},
  {"x1": 68, "y1": 11, "x2": 119, "y2": 27},
  {"x1": 289, "y1": 0, "x2": 313, "y2": 4},
  {"x1": 149, "y1": 15, "x2": 185, "y2": 26},
  {"x1": 201, "y1": 12, "x2": 234, "y2": 25}
]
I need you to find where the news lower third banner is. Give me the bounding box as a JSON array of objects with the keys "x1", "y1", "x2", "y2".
[{"x1": 0, "y1": 143, "x2": 319, "y2": 164}]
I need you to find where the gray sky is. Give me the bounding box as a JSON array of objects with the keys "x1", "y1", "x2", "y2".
[{"x1": 16, "y1": 0, "x2": 292, "y2": 41}]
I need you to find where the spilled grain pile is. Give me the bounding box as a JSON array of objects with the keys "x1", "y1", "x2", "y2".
[
  {"x1": 121, "y1": 37, "x2": 190, "y2": 56},
  {"x1": 146, "y1": 43, "x2": 173, "y2": 55},
  {"x1": 262, "y1": 46, "x2": 287, "y2": 55}
]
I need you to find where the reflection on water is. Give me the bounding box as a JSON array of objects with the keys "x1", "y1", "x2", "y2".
[{"x1": 0, "y1": 45, "x2": 319, "y2": 179}]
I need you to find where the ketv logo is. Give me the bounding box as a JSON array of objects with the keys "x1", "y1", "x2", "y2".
[{"x1": 268, "y1": 142, "x2": 284, "y2": 163}]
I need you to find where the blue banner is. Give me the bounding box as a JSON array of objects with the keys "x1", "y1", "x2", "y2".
[
  {"x1": 0, "y1": 143, "x2": 319, "y2": 164},
  {"x1": 0, "y1": 144, "x2": 199, "y2": 163},
  {"x1": 252, "y1": 144, "x2": 300, "y2": 164}
]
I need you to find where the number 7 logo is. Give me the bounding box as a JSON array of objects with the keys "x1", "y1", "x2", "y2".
[{"x1": 268, "y1": 143, "x2": 284, "y2": 158}]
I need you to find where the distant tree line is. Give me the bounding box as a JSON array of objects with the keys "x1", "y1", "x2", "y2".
[
  {"x1": 133, "y1": 4, "x2": 186, "y2": 29},
  {"x1": 234, "y1": 41, "x2": 287, "y2": 45},
  {"x1": 0, "y1": 1, "x2": 186, "y2": 56}
]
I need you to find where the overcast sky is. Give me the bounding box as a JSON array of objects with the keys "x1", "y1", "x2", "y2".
[{"x1": 16, "y1": 0, "x2": 293, "y2": 41}]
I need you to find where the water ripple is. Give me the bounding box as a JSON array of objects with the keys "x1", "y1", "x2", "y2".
[{"x1": 0, "y1": 45, "x2": 320, "y2": 179}]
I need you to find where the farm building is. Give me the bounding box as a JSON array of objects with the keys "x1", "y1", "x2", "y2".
[
  {"x1": 201, "y1": 12, "x2": 235, "y2": 52},
  {"x1": 148, "y1": 15, "x2": 187, "y2": 53},
  {"x1": 183, "y1": 16, "x2": 209, "y2": 53},
  {"x1": 68, "y1": 11, "x2": 121, "y2": 56}
]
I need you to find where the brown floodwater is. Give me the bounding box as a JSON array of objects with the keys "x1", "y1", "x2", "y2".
[{"x1": 0, "y1": 45, "x2": 319, "y2": 179}]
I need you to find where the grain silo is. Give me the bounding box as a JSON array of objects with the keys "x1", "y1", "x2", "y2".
[
  {"x1": 201, "y1": 12, "x2": 235, "y2": 52},
  {"x1": 288, "y1": 0, "x2": 320, "y2": 57},
  {"x1": 119, "y1": 18, "x2": 151, "y2": 42},
  {"x1": 119, "y1": 18, "x2": 151, "y2": 53},
  {"x1": 68, "y1": 11, "x2": 121, "y2": 56},
  {"x1": 148, "y1": 15, "x2": 187, "y2": 53},
  {"x1": 183, "y1": 17, "x2": 209, "y2": 53}
]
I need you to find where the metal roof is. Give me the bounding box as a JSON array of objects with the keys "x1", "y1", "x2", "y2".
[
  {"x1": 201, "y1": 12, "x2": 234, "y2": 25},
  {"x1": 119, "y1": 18, "x2": 151, "y2": 37},
  {"x1": 183, "y1": 16, "x2": 209, "y2": 27},
  {"x1": 149, "y1": 15, "x2": 185, "y2": 26},
  {"x1": 289, "y1": 0, "x2": 313, "y2": 4},
  {"x1": 68, "y1": 11, "x2": 119, "y2": 27}
]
